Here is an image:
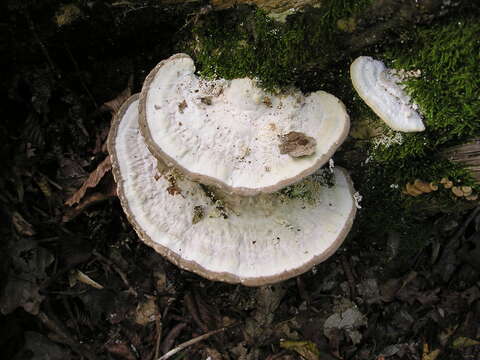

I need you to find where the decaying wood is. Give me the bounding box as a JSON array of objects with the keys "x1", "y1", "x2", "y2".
[{"x1": 442, "y1": 138, "x2": 480, "y2": 182}]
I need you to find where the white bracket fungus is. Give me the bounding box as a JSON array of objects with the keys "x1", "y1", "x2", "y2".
[
  {"x1": 109, "y1": 95, "x2": 357, "y2": 286},
  {"x1": 350, "y1": 56, "x2": 425, "y2": 133},
  {"x1": 139, "y1": 54, "x2": 350, "y2": 196}
]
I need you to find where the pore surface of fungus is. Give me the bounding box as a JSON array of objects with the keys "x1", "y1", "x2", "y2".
[
  {"x1": 350, "y1": 56, "x2": 425, "y2": 133},
  {"x1": 109, "y1": 95, "x2": 357, "y2": 286},
  {"x1": 139, "y1": 54, "x2": 350, "y2": 196}
]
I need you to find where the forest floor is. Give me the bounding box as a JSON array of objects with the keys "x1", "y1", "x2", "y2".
[{"x1": 1, "y1": 1, "x2": 479, "y2": 359}]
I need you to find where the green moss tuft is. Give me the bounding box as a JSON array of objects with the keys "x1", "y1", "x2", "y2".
[
  {"x1": 279, "y1": 169, "x2": 335, "y2": 204},
  {"x1": 184, "y1": 0, "x2": 372, "y2": 90},
  {"x1": 375, "y1": 17, "x2": 480, "y2": 160},
  {"x1": 358, "y1": 15, "x2": 480, "y2": 229}
]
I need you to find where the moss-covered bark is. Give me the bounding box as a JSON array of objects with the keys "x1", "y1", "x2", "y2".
[{"x1": 175, "y1": 0, "x2": 480, "y2": 256}]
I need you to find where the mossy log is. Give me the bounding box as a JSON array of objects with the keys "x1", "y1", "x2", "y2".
[{"x1": 443, "y1": 140, "x2": 480, "y2": 183}]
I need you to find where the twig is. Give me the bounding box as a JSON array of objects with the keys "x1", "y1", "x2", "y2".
[
  {"x1": 266, "y1": 351, "x2": 290, "y2": 360},
  {"x1": 93, "y1": 249, "x2": 138, "y2": 296},
  {"x1": 434, "y1": 206, "x2": 480, "y2": 281},
  {"x1": 62, "y1": 297, "x2": 81, "y2": 336},
  {"x1": 296, "y1": 276, "x2": 310, "y2": 305},
  {"x1": 157, "y1": 323, "x2": 239, "y2": 360},
  {"x1": 160, "y1": 323, "x2": 187, "y2": 355},
  {"x1": 340, "y1": 255, "x2": 356, "y2": 299},
  {"x1": 25, "y1": 12, "x2": 60, "y2": 79},
  {"x1": 154, "y1": 314, "x2": 162, "y2": 360},
  {"x1": 64, "y1": 40, "x2": 98, "y2": 108},
  {"x1": 451, "y1": 206, "x2": 480, "y2": 242},
  {"x1": 184, "y1": 292, "x2": 208, "y2": 333},
  {"x1": 38, "y1": 311, "x2": 95, "y2": 360},
  {"x1": 438, "y1": 206, "x2": 480, "y2": 259}
]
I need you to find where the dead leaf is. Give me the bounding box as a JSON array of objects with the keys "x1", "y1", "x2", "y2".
[
  {"x1": 178, "y1": 100, "x2": 188, "y2": 113},
  {"x1": 0, "y1": 239, "x2": 54, "y2": 315},
  {"x1": 280, "y1": 340, "x2": 321, "y2": 360},
  {"x1": 11, "y1": 211, "x2": 36, "y2": 236},
  {"x1": 166, "y1": 184, "x2": 181, "y2": 196},
  {"x1": 101, "y1": 75, "x2": 133, "y2": 114},
  {"x1": 62, "y1": 173, "x2": 117, "y2": 222},
  {"x1": 422, "y1": 343, "x2": 441, "y2": 360},
  {"x1": 192, "y1": 205, "x2": 205, "y2": 224},
  {"x1": 14, "y1": 331, "x2": 71, "y2": 359},
  {"x1": 416, "y1": 288, "x2": 440, "y2": 305},
  {"x1": 324, "y1": 306, "x2": 366, "y2": 345},
  {"x1": 380, "y1": 271, "x2": 417, "y2": 302},
  {"x1": 135, "y1": 296, "x2": 159, "y2": 326},
  {"x1": 438, "y1": 325, "x2": 458, "y2": 346},
  {"x1": 105, "y1": 341, "x2": 136, "y2": 360},
  {"x1": 244, "y1": 284, "x2": 287, "y2": 343},
  {"x1": 65, "y1": 157, "x2": 112, "y2": 206},
  {"x1": 452, "y1": 337, "x2": 480, "y2": 348},
  {"x1": 202, "y1": 347, "x2": 223, "y2": 360},
  {"x1": 57, "y1": 156, "x2": 89, "y2": 197},
  {"x1": 34, "y1": 174, "x2": 54, "y2": 198},
  {"x1": 279, "y1": 131, "x2": 317, "y2": 158},
  {"x1": 461, "y1": 286, "x2": 480, "y2": 305}
]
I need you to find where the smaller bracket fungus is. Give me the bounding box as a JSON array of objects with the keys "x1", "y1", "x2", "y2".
[
  {"x1": 109, "y1": 94, "x2": 357, "y2": 286},
  {"x1": 139, "y1": 54, "x2": 350, "y2": 196},
  {"x1": 350, "y1": 56, "x2": 425, "y2": 133}
]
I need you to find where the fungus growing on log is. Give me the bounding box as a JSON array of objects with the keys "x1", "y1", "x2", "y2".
[
  {"x1": 350, "y1": 56, "x2": 425, "y2": 133},
  {"x1": 109, "y1": 94, "x2": 357, "y2": 286},
  {"x1": 139, "y1": 54, "x2": 350, "y2": 196}
]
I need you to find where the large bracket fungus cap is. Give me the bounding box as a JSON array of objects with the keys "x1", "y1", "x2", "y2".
[
  {"x1": 109, "y1": 95, "x2": 357, "y2": 286},
  {"x1": 350, "y1": 56, "x2": 425, "y2": 133},
  {"x1": 139, "y1": 54, "x2": 350, "y2": 196}
]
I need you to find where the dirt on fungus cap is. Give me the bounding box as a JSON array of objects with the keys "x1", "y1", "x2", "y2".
[
  {"x1": 109, "y1": 94, "x2": 357, "y2": 286},
  {"x1": 350, "y1": 56, "x2": 425, "y2": 133},
  {"x1": 139, "y1": 53, "x2": 350, "y2": 196}
]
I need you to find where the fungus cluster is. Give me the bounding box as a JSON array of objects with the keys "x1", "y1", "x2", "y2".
[
  {"x1": 108, "y1": 54, "x2": 357, "y2": 286},
  {"x1": 440, "y1": 178, "x2": 478, "y2": 200},
  {"x1": 404, "y1": 179, "x2": 438, "y2": 197},
  {"x1": 403, "y1": 178, "x2": 478, "y2": 201}
]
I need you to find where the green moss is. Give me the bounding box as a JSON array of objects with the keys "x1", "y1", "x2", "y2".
[
  {"x1": 374, "y1": 17, "x2": 480, "y2": 161},
  {"x1": 356, "y1": 14, "x2": 480, "y2": 234},
  {"x1": 279, "y1": 169, "x2": 335, "y2": 204},
  {"x1": 184, "y1": 0, "x2": 372, "y2": 90}
]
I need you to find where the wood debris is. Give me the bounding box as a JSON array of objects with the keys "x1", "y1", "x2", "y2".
[{"x1": 278, "y1": 131, "x2": 317, "y2": 158}]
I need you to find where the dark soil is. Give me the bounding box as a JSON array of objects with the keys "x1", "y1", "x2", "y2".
[{"x1": 1, "y1": 1, "x2": 479, "y2": 360}]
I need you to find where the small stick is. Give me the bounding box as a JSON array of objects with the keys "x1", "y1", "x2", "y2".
[
  {"x1": 38, "y1": 312, "x2": 95, "y2": 360},
  {"x1": 26, "y1": 12, "x2": 59, "y2": 79},
  {"x1": 160, "y1": 323, "x2": 187, "y2": 355},
  {"x1": 154, "y1": 315, "x2": 162, "y2": 359},
  {"x1": 157, "y1": 323, "x2": 239, "y2": 360},
  {"x1": 452, "y1": 206, "x2": 480, "y2": 242},
  {"x1": 64, "y1": 40, "x2": 98, "y2": 108},
  {"x1": 184, "y1": 292, "x2": 208, "y2": 333},
  {"x1": 93, "y1": 250, "x2": 138, "y2": 296},
  {"x1": 340, "y1": 255, "x2": 356, "y2": 299},
  {"x1": 296, "y1": 276, "x2": 310, "y2": 304}
]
